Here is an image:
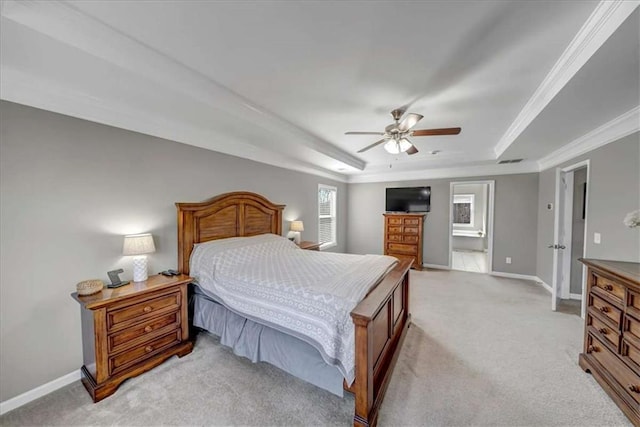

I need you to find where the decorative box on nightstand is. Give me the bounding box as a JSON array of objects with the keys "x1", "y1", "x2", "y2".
[
  {"x1": 71, "y1": 274, "x2": 194, "y2": 402},
  {"x1": 298, "y1": 241, "x2": 321, "y2": 251}
]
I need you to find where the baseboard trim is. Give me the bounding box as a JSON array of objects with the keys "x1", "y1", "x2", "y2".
[
  {"x1": 422, "y1": 263, "x2": 450, "y2": 270},
  {"x1": 0, "y1": 369, "x2": 80, "y2": 415},
  {"x1": 569, "y1": 293, "x2": 583, "y2": 300},
  {"x1": 490, "y1": 272, "x2": 553, "y2": 293},
  {"x1": 490, "y1": 271, "x2": 537, "y2": 281}
]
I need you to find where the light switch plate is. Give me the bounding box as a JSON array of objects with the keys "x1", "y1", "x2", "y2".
[{"x1": 594, "y1": 232, "x2": 601, "y2": 244}]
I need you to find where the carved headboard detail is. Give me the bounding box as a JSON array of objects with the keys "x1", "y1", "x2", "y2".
[{"x1": 176, "y1": 191, "x2": 285, "y2": 275}]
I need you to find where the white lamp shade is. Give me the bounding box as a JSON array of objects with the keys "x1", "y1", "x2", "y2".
[
  {"x1": 290, "y1": 221, "x2": 304, "y2": 232},
  {"x1": 384, "y1": 138, "x2": 412, "y2": 154},
  {"x1": 123, "y1": 233, "x2": 156, "y2": 255}
]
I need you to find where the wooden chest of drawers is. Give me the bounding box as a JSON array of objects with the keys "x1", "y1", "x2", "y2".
[
  {"x1": 579, "y1": 259, "x2": 640, "y2": 425},
  {"x1": 72, "y1": 274, "x2": 194, "y2": 402},
  {"x1": 383, "y1": 213, "x2": 425, "y2": 270}
]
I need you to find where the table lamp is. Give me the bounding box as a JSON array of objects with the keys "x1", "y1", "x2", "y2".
[
  {"x1": 123, "y1": 233, "x2": 156, "y2": 282},
  {"x1": 289, "y1": 220, "x2": 304, "y2": 244}
]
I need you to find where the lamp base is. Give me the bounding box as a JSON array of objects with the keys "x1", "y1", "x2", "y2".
[{"x1": 132, "y1": 256, "x2": 148, "y2": 282}]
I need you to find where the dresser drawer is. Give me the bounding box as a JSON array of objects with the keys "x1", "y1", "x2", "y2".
[
  {"x1": 628, "y1": 290, "x2": 640, "y2": 320},
  {"x1": 404, "y1": 218, "x2": 420, "y2": 226},
  {"x1": 388, "y1": 243, "x2": 418, "y2": 255},
  {"x1": 402, "y1": 235, "x2": 419, "y2": 244},
  {"x1": 592, "y1": 272, "x2": 625, "y2": 304},
  {"x1": 109, "y1": 330, "x2": 181, "y2": 376},
  {"x1": 622, "y1": 340, "x2": 640, "y2": 374},
  {"x1": 403, "y1": 227, "x2": 419, "y2": 235},
  {"x1": 624, "y1": 314, "x2": 640, "y2": 344},
  {"x1": 108, "y1": 311, "x2": 180, "y2": 354},
  {"x1": 587, "y1": 334, "x2": 640, "y2": 404},
  {"x1": 107, "y1": 291, "x2": 181, "y2": 332},
  {"x1": 387, "y1": 226, "x2": 402, "y2": 234},
  {"x1": 589, "y1": 293, "x2": 622, "y2": 327},
  {"x1": 387, "y1": 217, "x2": 402, "y2": 225},
  {"x1": 589, "y1": 313, "x2": 620, "y2": 351},
  {"x1": 387, "y1": 234, "x2": 402, "y2": 242}
]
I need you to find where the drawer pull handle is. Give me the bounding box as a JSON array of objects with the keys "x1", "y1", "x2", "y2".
[
  {"x1": 143, "y1": 306, "x2": 153, "y2": 313},
  {"x1": 588, "y1": 345, "x2": 598, "y2": 353},
  {"x1": 598, "y1": 328, "x2": 607, "y2": 335},
  {"x1": 144, "y1": 325, "x2": 153, "y2": 333},
  {"x1": 629, "y1": 385, "x2": 640, "y2": 393},
  {"x1": 604, "y1": 284, "x2": 613, "y2": 291},
  {"x1": 599, "y1": 306, "x2": 609, "y2": 313},
  {"x1": 145, "y1": 345, "x2": 153, "y2": 353}
]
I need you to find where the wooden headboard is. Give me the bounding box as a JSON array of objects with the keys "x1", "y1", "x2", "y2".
[{"x1": 176, "y1": 191, "x2": 285, "y2": 275}]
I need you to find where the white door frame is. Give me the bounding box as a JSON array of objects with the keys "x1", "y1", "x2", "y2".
[
  {"x1": 448, "y1": 180, "x2": 495, "y2": 273},
  {"x1": 551, "y1": 160, "x2": 590, "y2": 317}
]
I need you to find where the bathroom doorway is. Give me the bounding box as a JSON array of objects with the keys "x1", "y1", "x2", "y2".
[{"x1": 449, "y1": 181, "x2": 495, "y2": 273}]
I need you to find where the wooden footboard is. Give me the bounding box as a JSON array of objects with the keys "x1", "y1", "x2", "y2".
[{"x1": 349, "y1": 259, "x2": 412, "y2": 427}]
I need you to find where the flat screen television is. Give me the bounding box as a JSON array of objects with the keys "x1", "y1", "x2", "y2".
[{"x1": 386, "y1": 186, "x2": 431, "y2": 212}]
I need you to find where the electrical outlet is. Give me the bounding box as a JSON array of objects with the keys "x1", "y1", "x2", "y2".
[
  {"x1": 506, "y1": 257, "x2": 512, "y2": 264},
  {"x1": 594, "y1": 232, "x2": 601, "y2": 244}
]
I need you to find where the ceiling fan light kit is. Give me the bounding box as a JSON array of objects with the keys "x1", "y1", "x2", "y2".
[
  {"x1": 346, "y1": 108, "x2": 462, "y2": 156},
  {"x1": 384, "y1": 138, "x2": 412, "y2": 154}
]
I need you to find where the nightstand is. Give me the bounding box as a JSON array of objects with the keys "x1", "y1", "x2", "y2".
[
  {"x1": 71, "y1": 274, "x2": 194, "y2": 402},
  {"x1": 298, "y1": 241, "x2": 321, "y2": 251}
]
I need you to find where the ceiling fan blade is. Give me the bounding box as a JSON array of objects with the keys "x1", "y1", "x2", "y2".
[
  {"x1": 397, "y1": 113, "x2": 424, "y2": 132},
  {"x1": 345, "y1": 131, "x2": 385, "y2": 135},
  {"x1": 357, "y1": 138, "x2": 388, "y2": 153},
  {"x1": 406, "y1": 144, "x2": 419, "y2": 155},
  {"x1": 412, "y1": 127, "x2": 462, "y2": 136}
]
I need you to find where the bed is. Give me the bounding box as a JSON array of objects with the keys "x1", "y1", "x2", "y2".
[{"x1": 176, "y1": 191, "x2": 412, "y2": 427}]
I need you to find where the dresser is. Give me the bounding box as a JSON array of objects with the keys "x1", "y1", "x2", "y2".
[
  {"x1": 383, "y1": 213, "x2": 426, "y2": 270},
  {"x1": 71, "y1": 274, "x2": 194, "y2": 402},
  {"x1": 579, "y1": 259, "x2": 640, "y2": 425}
]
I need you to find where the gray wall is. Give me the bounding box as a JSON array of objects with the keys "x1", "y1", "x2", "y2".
[
  {"x1": 536, "y1": 133, "x2": 640, "y2": 287},
  {"x1": 0, "y1": 101, "x2": 348, "y2": 401},
  {"x1": 347, "y1": 174, "x2": 539, "y2": 275}
]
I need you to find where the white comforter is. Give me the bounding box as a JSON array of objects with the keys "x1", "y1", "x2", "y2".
[{"x1": 190, "y1": 234, "x2": 397, "y2": 384}]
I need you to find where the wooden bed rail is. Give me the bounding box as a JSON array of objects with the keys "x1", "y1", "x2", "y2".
[{"x1": 350, "y1": 259, "x2": 412, "y2": 427}]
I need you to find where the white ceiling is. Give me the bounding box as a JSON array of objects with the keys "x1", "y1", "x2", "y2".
[{"x1": 1, "y1": 1, "x2": 638, "y2": 182}]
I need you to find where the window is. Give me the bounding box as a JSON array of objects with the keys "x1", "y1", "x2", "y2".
[
  {"x1": 318, "y1": 184, "x2": 337, "y2": 249},
  {"x1": 453, "y1": 194, "x2": 474, "y2": 226}
]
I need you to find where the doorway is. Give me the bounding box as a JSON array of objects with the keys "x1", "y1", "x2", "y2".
[
  {"x1": 449, "y1": 181, "x2": 495, "y2": 273},
  {"x1": 551, "y1": 161, "x2": 590, "y2": 317}
]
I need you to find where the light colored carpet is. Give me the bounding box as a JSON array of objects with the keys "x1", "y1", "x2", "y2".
[{"x1": 1, "y1": 270, "x2": 631, "y2": 426}]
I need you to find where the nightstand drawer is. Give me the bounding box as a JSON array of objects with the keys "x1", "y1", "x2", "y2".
[
  {"x1": 388, "y1": 243, "x2": 417, "y2": 255},
  {"x1": 107, "y1": 291, "x2": 181, "y2": 332},
  {"x1": 108, "y1": 311, "x2": 180, "y2": 354},
  {"x1": 109, "y1": 330, "x2": 181, "y2": 376}
]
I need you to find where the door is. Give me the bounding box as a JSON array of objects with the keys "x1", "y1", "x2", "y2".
[
  {"x1": 551, "y1": 161, "x2": 589, "y2": 315},
  {"x1": 551, "y1": 169, "x2": 570, "y2": 311}
]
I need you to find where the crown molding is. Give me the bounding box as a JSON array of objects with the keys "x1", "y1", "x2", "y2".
[
  {"x1": 494, "y1": 0, "x2": 640, "y2": 158},
  {"x1": 0, "y1": 0, "x2": 365, "y2": 172},
  {"x1": 537, "y1": 106, "x2": 640, "y2": 171},
  {"x1": 347, "y1": 161, "x2": 539, "y2": 184}
]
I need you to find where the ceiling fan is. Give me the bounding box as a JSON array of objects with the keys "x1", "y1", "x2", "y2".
[{"x1": 345, "y1": 108, "x2": 461, "y2": 155}]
